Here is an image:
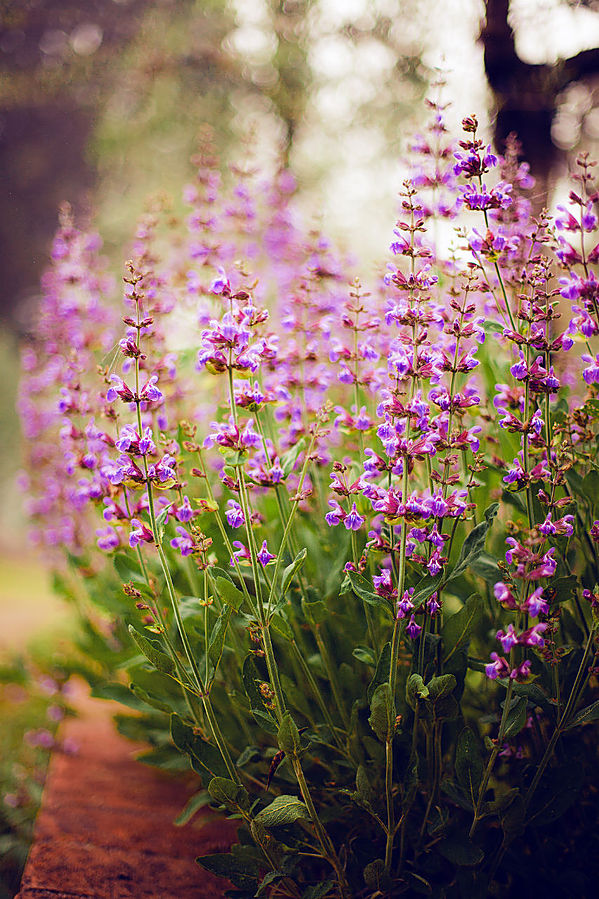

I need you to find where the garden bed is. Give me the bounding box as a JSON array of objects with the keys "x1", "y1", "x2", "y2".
[{"x1": 16, "y1": 683, "x2": 235, "y2": 899}]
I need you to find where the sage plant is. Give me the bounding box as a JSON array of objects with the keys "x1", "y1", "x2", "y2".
[{"x1": 19, "y1": 110, "x2": 599, "y2": 898}]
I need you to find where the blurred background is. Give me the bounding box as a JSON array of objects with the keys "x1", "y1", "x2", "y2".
[
  {"x1": 3, "y1": 0, "x2": 599, "y2": 892},
  {"x1": 3, "y1": 0, "x2": 599, "y2": 649}
]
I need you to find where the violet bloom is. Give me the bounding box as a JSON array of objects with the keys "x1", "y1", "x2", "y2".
[
  {"x1": 230, "y1": 540, "x2": 251, "y2": 566},
  {"x1": 257, "y1": 540, "x2": 276, "y2": 567},
  {"x1": 106, "y1": 374, "x2": 134, "y2": 403},
  {"x1": 176, "y1": 496, "x2": 195, "y2": 523},
  {"x1": 521, "y1": 622, "x2": 547, "y2": 648},
  {"x1": 129, "y1": 518, "x2": 154, "y2": 548},
  {"x1": 496, "y1": 623, "x2": 519, "y2": 653},
  {"x1": 406, "y1": 615, "x2": 422, "y2": 639},
  {"x1": 523, "y1": 586, "x2": 549, "y2": 618},
  {"x1": 139, "y1": 375, "x2": 163, "y2": 403},
  {"x1": 582, "y1": 353, "x2": 599, "y2": 384},
  {"x1": 427, "y1": 592, "x2": 441, "y2": 616},
  {"x1": 396, "y1": 588, "x2": 415, "y2": 619},
  {"x1": 225, "y1": 500, "x2": 245, "y2": 528},
  {"x1": 485, "y1": 652, "x2": 511, "y2": 680},
  {"x1": 344, "y1": 502, "x2": 365, "y2": 531},
  {"x1": 96, "y1": 526, "x2": 120, "y2": 552},
  {"x1": 171, "y1": 526, "x2": 195, "y2": 557}
]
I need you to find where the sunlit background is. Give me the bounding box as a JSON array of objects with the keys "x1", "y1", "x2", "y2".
[{"x1": 3, "y1": 0, "x2": 599, "y2": 650}]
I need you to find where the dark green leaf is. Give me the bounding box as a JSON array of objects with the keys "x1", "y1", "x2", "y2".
[
  {"x1": 281, "y1": 547, "x2": 307, "y2": 596},
  {"x1": 469, "y1": 552, "x2": 501, "y2": 585},
  {"x1": 437, "y1": 834, "x2": 484, "y2": 867},
  {"x1": 448, "y1": 503, "x2": 499, "y2": 582},
  {"x1": 353, "y1": 645, "x2": 376, "y2": 666},
  {"x1": 197, "y1": 853, "x2": 258, "y2": 891},
  {"x1": 442, "y1": 594, "x2": 483, "y2": 664},
  {"x1": 278, "y1": 712, "x2": 301, "y2": 755},
  {"x1": 90, "y1": 681, "x2": 149, "y2": 711},
  {"x1": 565, "y1": 698, "x2": 599, "y2": 730},
  {"x1": 114, "y1": 552, "x2": 146, "y2": 585},
  {"x1": 174, "y1": 791, "x2": 211, "y2": 826},
  {"x1": 503, "y1": 695, "x2": 527, "y2": 739},
  {"x1": 348, "y1": 571, "x2": 393, "y2": 614},
  {"x1": 455, "y1": 728, "x2": 483, "y2": 804},
  {"x1": 129, "y1": 683, "x2": 173, "y2": 714},
  {"x1": 369, "y1": 682, "x2": 394, "y2": 742},
  {"x1": 208, "y1": 776, "x2": 250, "y2": 812},
  {"x1": 302, "y1": 880, "x2": 335, "y2": 899},
  {"x1": 406, "y1": 673, "x2": 429, "y2": 710},
  {"x1": 128, "y1": 625, "x2": 175, "y2": 676},
  {"x1": 426, "y1": 674, "x2": 456, "y2": 703},
  {"x1": 214, "y1": 577, "x2": 245, "y2": 612},
  {"x1": 367, "y1": 642, "x2": 391, "y2": 703},
  {"x1": 208, "y1": 603, "x2": 232, "y2": 672},
  {"x1": 301, "y1": 599, "x2": 328, "y2": 625},
  {"x1": 170, "y1": 714, "x2": 229, "y2": 779},
  {"x1": 527, "y1": 763, "x2": 583, "y2": 826},
  {"x1": 363, "y1": 860, "x2": 390, "y2": 892},
  {"x1": 254, "y1": 795, "x2": 309, "y2": 827},
  {"x1": 412, "y1": 573, "x2": 443, "y2": 609}
]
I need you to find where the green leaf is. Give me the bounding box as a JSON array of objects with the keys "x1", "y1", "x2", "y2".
[
  {"x1": 301, "y1": 598, "x2": 328, "y2": 625},
  {"x1": 411, "y1": 573, "x2": 444, "y2": 609},
  {"x1": 129, "y1": 683, "x2": 173, "y2": 714},
  {"x1": 214, "y1": 577, "x2": 245, "y2": 612},
  {"x1": 455, "y1": 728, "x2": 483, "y2": 805},
  {"x1": 442, "y1": 594, "x2": 483, "y2": 664},
  {"x1": 448, "y1": 503, "x2": 499, "y2": 582},
  {"x1": 280, "y1": 438, "x2": 306, "y2": 477},
  {"x1": 363, "y1": 860, "x2": 390, "y2": 892},
  {"x1": 208, "y1": 603, "x2": 232, "y2": 672},
  {"x1": 426, "y1": 674, "x2": 457, "y2": 703},
  {"x1": 170, "y1": 714, "x2": 229, "y2": 779},
  {"x1": 254, "y1": 794, "x2": 310, "y2": 827},
  {"x1": 128, "y1": 625, "x2": 175, "y2": 676},
  {"x1": 437, "y1": 834, "x2": 484, "y2": 867},
  {"x1": 114, "y1": 552, "x2": 145, "y2": 585},
  {"x1": 277, "y1": 712, "x2": 301, "y2": 755},
  {"x1": 302, "y1": 881, "x2": 335, "y2": 899},
  {"x1": 348, "y1": 571, "x2": 393, "y2": 614},
  {"x1": 527, "y1": 763, "x2": 583, "y2": 826},
  {"x1": 281, "y1": 547, "x2": 307, "y2": 596},
  {"x1": 242, "y1": 654, "x2": 277, "y2": 732},
  {"x1": 208, "y1": 776, "x2": 250, "y2": 812},
  {"x1": 355, "y1": 765, "x2": 375, "y2": 805},
  {"x1": 469, "y1": 552, "x2": 501, "y2": 585},
  {"x1": 353, "y1": 644, "x2": 376, "y2": 666},
  {"x1": 155, "y1": 502, "x2": 173, "y2": 542},
  {"x1": 565, "y1": 698, "x2": 599, "y2": 730},
  {"x1": 503, "y1": 695, "x2": 527, "y2": 739},
  {"x1": 174, "y1": 791, "x2": 211, "y2": 826},
  {"x1": 90, "y1": 681, "x2": 148, "y2": 711},
  {"x1": 197, "y1": 853, "x2": 258, "y2": 891},
  {"x1": 406, "y1": 673, "x2": 429, "y2": 710},
  {"x1": 369, "y1": 682, "x2": 395, "y2": 742},
  {"x1": 367, "y1": 642, "x2": 391, "y2": 702},
  {"x1": 256, "y1": 870, "x2": 287, "y2": 897}
]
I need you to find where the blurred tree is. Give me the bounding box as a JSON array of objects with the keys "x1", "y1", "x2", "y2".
[{"x1": 482, "y1": 0, "x2": 599, "y2": 193}]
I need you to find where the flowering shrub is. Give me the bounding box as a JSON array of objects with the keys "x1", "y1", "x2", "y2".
[{"x1": 19, "y1": 107, "x2": 599, "y2": 897}]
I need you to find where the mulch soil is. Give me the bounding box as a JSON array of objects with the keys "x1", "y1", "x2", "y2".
[{"x1": 16, "y1": 684, "x2": 236, "y2": 898}]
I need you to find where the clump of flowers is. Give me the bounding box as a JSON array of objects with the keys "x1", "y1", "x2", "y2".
[{"x1": 19, "y1": 110, "x2": 599, "y2": 897}]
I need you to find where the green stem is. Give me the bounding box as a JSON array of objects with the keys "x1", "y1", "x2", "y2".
[{"x1": 469, "y1": 677, "x2": 514, "y2": 838}]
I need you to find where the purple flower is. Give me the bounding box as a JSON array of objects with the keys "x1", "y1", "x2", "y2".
[
  {"x1": 96, "y1": 526, "x2": 120, "y2": 552},
  {"x1": 257, "y1": 540, "x2": 276, "y2": 566},
  {"x1": 344, "y1": 502, "x2": 365, "y2": 531},
  {"x1": 171, "y1": 526, "x2": 195, "y2": 556},
  {"x1": 106, "y1": 374, "x2": 134, "y2": 403},
  {"x1": 396, "y1": 588, "x2": 415, "y2": 619},
  {"x1": 230, "y1": 540, "x2": 251, "y2": 566},
  {"x1": 523, "y1": 586, "x2": 548, "y2": 618},
  {"x1": 176, "y1": 496, "x2": 195, "y2": 523},
  {"x1": 129, "y1": 518, "x2": 154, "y2": 548},
  {"x1": 140, "y1": 375, "x2": 163, "y2": 403},
  {"x1": 485, "y1": 651, "x2": 510, "y2": 680},
  {"x1": 496, "y1": 623, "x2": 519, "y2": 653},
  {"x1": 582, "y1": 353, "x2": 599, "y2": 385},
  {"x1": 406, "y1": 615, "x2": 422, "y2": 639},
  {"x1": 225, "y1": 500, "x2": 245, "y2": 528}
]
